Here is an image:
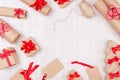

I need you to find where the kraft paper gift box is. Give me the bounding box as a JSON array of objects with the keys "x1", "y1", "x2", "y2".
[
  {"x1": 20, "y1": 37, "x2": 40, "y2": 57},
  {"x1": 21, "y1": 0, "x2": 51, "y2": 16},
  {"x1": 0, "y1": 18, "x2": 20, "y2": 43},
  {"x1": 0, "y1": 47, "x2": 18, "y2": 70},
  {"x1": 54, "y1": 0, "x2": 73, "y2": 8},
  {"x1": 10, "y1": 62, "x2": 39, "y2": 80},
  {"x1": 0, "y1": 6, "x2": 26, "y2": 19}
]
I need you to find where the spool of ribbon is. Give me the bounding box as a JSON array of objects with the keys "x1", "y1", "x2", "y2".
[
  {"x1": 109, "y1": 71, "x2": 120, "y2": 79},
  {"x1": 30, "y1": 0, "x2": 47, "y2": 11},
  {"x1": 0, "y1": 49, "x2": 16, "y2": 66},
  {"x1": 14, "y1": 8, "x2": 24, "y2": 18},
  {"x1": 54, "y1": 0, "x2": 70, "y2": 5},
  {"x1": 68, "y1": 72, "x2": 80, "y2": 80},
  {"x1": 112, "y1": 45, "x2": 120, "y2": 54},
  {"x1": 20, "y1": 62, "x2": 39, "y2": 80}
]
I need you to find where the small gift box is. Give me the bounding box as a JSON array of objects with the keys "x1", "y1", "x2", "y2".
[
  {"x1": 0, "y1": 6, "x2": 26, "y2": 19},
  {"x1": 0, "y1": 47, "x2": 18, "y2": 70},
  {"x1": 67, "y1": 70, "x2": 83, "y2": 80},
  {"x1": 10, "y1": 62, "x2": 39, "y2": 80},
  {"x1": 20, "y1": 37, "x2": 40, "y2": 57},
  {"x1": 21, "y1": 0, "x2": 51, "y2": 16},
  {"x1": 54, "y1": 0, "x2": 72, "y2": 8},
  {"x1": 0, "y1": 18, "x2": 20, "y2": 43}
]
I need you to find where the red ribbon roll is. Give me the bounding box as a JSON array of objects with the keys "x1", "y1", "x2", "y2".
[{"x1": 54, "y1": 0, "x2": 70, "y2": 5}]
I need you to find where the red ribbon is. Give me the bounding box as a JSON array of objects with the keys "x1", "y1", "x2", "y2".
[
  {"x1": 107, "y1": 56, "x2": 119, "y2": 64},
  {"x1": 21, "y1": 40, "x2": 36, "y2": 53},
  {"x1": 54, "y1": 0, "x2": 70, "y2": 5},
  {"x1": 68, "y1": 72, "x2": 80, "y2": 80},
  {"x1": 30, "y1": 0, "x2": 47, "y2": 11},
  {"x1": 0, "y1": 49, "x2": 16, "y2": 66},
  {"x1": 14, "y1": 8, "x2": 24, "y2": 18},
  {"x1": 20, "y1": 62, "x2": 39, "y2": 80},
  {"x1": 42, "y1": 73, "x2": 47, "y2": 80},
  {"x1": 112, "y1": 45, "x2": 120, "y2": 54},
  {"x1": 109, "y1": 72, "x2": 120, "y2": 79}
]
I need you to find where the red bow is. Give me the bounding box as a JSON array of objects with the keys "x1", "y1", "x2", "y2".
[
  {"x1": 20, "y1": 62, "x2": 39, "y2": 80},
  {"x1": 112, "y1": 45, "x2": 120, "y2": 54},
  {"x1": 14, "y1": 8, "x2": 24, "y2": 18},
  {"x1": 0, "y1": 49, "x2": 16, "y2": 66},
  {"x1": 30, "y1": 0, "x2": 47, "y2": 11},
  {"x1": 0, "y1": 23, "x2": 10, "y2": 38},
  {"x1": 54, "y1": 0, "x2": 70, "y2": 5},
  {"x1": 109, "y1": 72, "x2": 120, "y2": 79},
  {"x1": 107, "y1": 56, "x2": 119, "y2": 64},
  {"x1": 21, "y1": 40, "x2": 36, "y2": 53},
  {"x1": 68, "y1": 72, "x2": 80, "y2": 80}
]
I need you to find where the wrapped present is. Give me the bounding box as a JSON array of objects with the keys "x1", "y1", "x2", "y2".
[
  {"x1": 21, "y1": 0, "x2": 51, "y2": 16},
  {"x1": 54, "y1": 0, "x2": 72, "y2": 8},
  {"x1": 20, "y1": 37, "x2": 40, "y2": 57},
  {"x1": 0, "y1": 18, "x2": 20, "y2": 43},
  {"x1": 0, "y1": 6, "x2": 26, "y2": 19},
  {"x1": 0, "y1": 47, "x2": 18, "y2": 70},
  {"x1": 42, "y1": 58, "x2": 64, "y2": 79},
  {"x1": 67, "y1": 70, "x2": 83, "y2": 80},
  {"x1": 10, "y1": 62, "x2": 39, "y2": 80},
  {"x1": 79, "y1": 0, "x2": 94, "y2": 18}
]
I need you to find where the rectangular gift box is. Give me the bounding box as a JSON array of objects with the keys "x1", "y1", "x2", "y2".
[
  {"x1": 21, "y1": 0, "x2": 51, "y2": 15},
  {"x1": 0, "y1": 6, "x2": 26, "y2": 19},
  {"x1": 0, "y1": 47, "x2": 18, "y2": 70}
]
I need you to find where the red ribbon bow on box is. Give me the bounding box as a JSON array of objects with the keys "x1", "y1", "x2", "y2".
[
  {"x1": 107, "y1": 56, "x2": 119, "y2": 64},
  {"x1": 68, "y1": 72, "x2": 80, "y2": 80},
  {"x1": 30, "y1": 0, "x2": 47, "y2": 11},
  {"x1": 14, "y1": 8, "x2": 24, "y2": 18},
  {"x1": 0, "y1": 23, "x2": 10, "y2": 38},
  {"x1": 21, "y1": 40, "x2": 36, "y2": 53},
  {"x1": 0, "y1": 49, "x2": 16, "y2": 66},
  {"x1": 109, "y1": 72, "x2": 120, "y2": 79},
  {"x1": 20, "y1": 62, "x2": 39, "y2": 80},
  {"x1": 54, "y1": 0, "x2": 70, "y2": 5},
  {"x1": 112, "y1": 45, "x2": 120, "y2": 54}
]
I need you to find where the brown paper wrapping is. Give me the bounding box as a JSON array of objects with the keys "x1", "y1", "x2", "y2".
[
  {"x1": 42, "y1": 58, "x2": 64, "y2": 79},
  {"x1": 55, "y1": 0, "x2": 72, "y2": 8},
  {"x1": 21, "y1": 0, "x2": 51, "y2": 15},
  {"x1": 67, "y1": 70, "x2": 83, "y2": 80},
  {"x1": 0, "y1": 47, "x2": 18, "y2": 70},
  {"x1": 86, "y1": 66, "x2": 102, "y2": 80},
  {"x1": 79, "y1": 0, "x2": 94, "y2": 18},
  {"x1": 104, "y1": 0, "x2": 120, "y2": 8},
  {"x1": 94, "y1": 0, "x2": 120, "y2": 35},
  {"x1": 20, "y1": 37, "x2": 40, "y2": 57},
  {"x1": 0, "y1": 7, "x2": 26, "y2": 19},
  {"x1": 0, "y1": 18, "x2": 20, "y2": 43}
]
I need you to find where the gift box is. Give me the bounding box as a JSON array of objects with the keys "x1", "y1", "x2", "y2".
[
  {"x1": 10, "y1": 62, "x2": 39, "y2": 80},
  {"x1": 54, "y1": 0, "x2": 72, "y2": 8},
  {"x1": 21, "y1": 0, "x2": 51, "y2": 16},
  {"x1": 0, "y1": 18, "x2": 20, "y2": 43},
  {"x1": 0, "y1": 47, "x2": 18, "y2": 70},
  {"x1": 20, "y1": 37, "x2": 40, "y2": 57},
  {"x1": 0, "y1": 6, "x2": 26, "y2": 19}
]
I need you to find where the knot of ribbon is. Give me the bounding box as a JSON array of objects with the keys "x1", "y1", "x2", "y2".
[
  {"x1": 54, "y1": 0, "x2": 70, "y2": 5},
  {"x1": 112, "y1": 45, "x2": 120, "y2": 54},
  {"x1": 106, "y1": 5, "x2": 120, "y2": 20},
  {"x1": 109, "y1": 72, "x2": 120, "y2": 79},
  {"x1": 0, "y1": 23, "x2": 10, "y2": 38},
  {"x1": 14, "y1": 8, "x2": 24, "y2": 18},
  {"x1": 20, "y1": 62, "x2": 39, "y2": 80},
  {"x1": 107, "y1": 56, "x2": 119, "y2": 64},
  {"x1": 0, "y1": 49, "x2": 16, "y2": 66},
  {"x1": 21, "y1": 40, "x2": 36, "y2": 53},
  {"x1": 68, "y1": 72, "x2": 80, "y2": 80},
  {"x1": 30, "y1": 0, "x2": 47, "y2": 11}
]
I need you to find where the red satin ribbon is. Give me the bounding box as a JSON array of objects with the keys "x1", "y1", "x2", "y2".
[
  {"x1": 54, "y1": 0, "x2": 70, "y2": 5},
  {"x1": 68, "y1": 72, "x2": 80, "y2": 80},
  {"x1": 109, "y1": 72, "x2": 120, "y2": 79},
  {"x1": 21, "y1": 40, "x2": 36, "y2": 53},
  {"x1": 20, "y1": 62, "x2": 39, "y2": 80},
  {"x1": 112, "y1": 45, "x2": 120, "y2": 54},
  {"x1": 107, "y1": 56, "x2": 119, "y2": 64},
  {"x1": 14, "y1": 8, "x2": 24, "y2": 18},
  {"x1": 30, "y1": 0, "x2": 47, "y2": 11},
  {"x1": 0, "y1": 49, "x2": 16, "y2": 66}
]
